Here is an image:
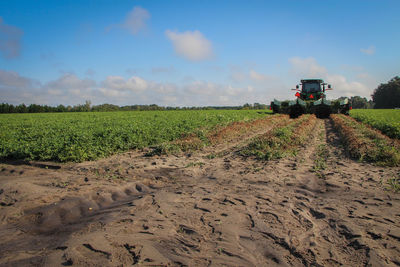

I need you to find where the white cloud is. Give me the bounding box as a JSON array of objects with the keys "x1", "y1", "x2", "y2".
[
  {"x1": 99, "y1": 87, "x2": 127, "y2": 98},
  {"x1": 325, "y1": 75, "x2": 369, "y2": 97},
  {"x1": 288, "y1": 57, "x2": 371, "y2": 98},
  {"x1": 0, "y1": 17, "x2": 23, "y2": 59},
  {"x1": 44, "y1": 73, "x2": 96, "y2": 91},
  {"x1": 360, "y1": 45, "x2": 375, "y2": 55},
  {"x1": 226, "y1": 65, "x2": 289, "y2": 103},
  {"x1": 40, "y1": 73, "x2": 97, "y2": 104},
  {"x1": 107, "y1": 6, "x2": 150, "y2": 35},
  {"x1": 97, "y1": 78, "x2": 255, "y2": 106},
  {"x1": 180, "y1": 80, "x2": 265, "y2": 106},
  {"x1": 185, "y1": 80, "x2": 217, "y2": 95},
  {"x1": 152, "y1": 83, "x2": 176, "y2": 94},
  {"x1": 98, "y1": 76, "x2": 177, "y2": 104},
  {"x1": 249, "y1": 70, "x2": 273, "y2": 82},
  {"x1": 165, "y1": 30, "x2": 213, "y2": 61},
  {"x1": 162, "y1": 96, "x2": 178, "y2": 104},
  {"x1": 101, "y1": 76, "x2": 148, "y2": 92},
  {"x1": 0, "y1": 70, "x2": 42, "y2": 104},
  {"x1": 0, "y1": 69, "x2": 38, "y2": 88},
  {"x1": 48, "y1": 89, "x2": 63, "y2": 96},
  {"x1": 40, "y1": 73, "x2": 96, "y2": 102},
  {"x1": 122, "y1": 6, "x2": 150, "y2": 35},
  {"x1": 0, "y1": 69, "x2": 276, "y2": 107},
  {"x1": 289, "y1": 57, "x2": 327, "y2": 77}
]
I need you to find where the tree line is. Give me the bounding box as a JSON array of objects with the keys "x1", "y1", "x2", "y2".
[{"x1": 0, "y1": 101, "x2": 268, "y2": 114}]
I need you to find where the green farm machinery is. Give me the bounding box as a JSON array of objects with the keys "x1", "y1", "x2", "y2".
[{"x1": 270, "y1": 79, "x2": 351, "y2": 118}]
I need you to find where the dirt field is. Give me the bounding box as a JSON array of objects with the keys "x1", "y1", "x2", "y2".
[{"x1": 1, "y1": 118, "x2": 399, "y2": 266}]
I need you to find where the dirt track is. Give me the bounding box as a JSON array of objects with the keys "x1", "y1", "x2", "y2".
[{"x1": 0, "y1": 118, "x2": 400, "y2": 266}]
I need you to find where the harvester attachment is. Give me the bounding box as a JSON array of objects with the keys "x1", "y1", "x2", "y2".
[
  {"x1": 313, "y1": 98, "x2": 332, "y2": 118},
  {"x1": 338, "y1": 98, "x2": 351, "y2": 115},
  {"x1": 289, "y1": 98, "x2": 306, "y2": 118},
  {"x1": 271, "y1": 99, "x2": 282, "y2": 113}
]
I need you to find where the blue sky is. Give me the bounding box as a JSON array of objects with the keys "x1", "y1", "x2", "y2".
[{"x1": 0, "y1": 0, "x2": 399, "y2": 106}]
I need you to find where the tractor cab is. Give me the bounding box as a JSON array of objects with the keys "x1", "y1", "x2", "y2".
[{"x1": 294, "y1": 79, "x2": 330, "y2": 101}]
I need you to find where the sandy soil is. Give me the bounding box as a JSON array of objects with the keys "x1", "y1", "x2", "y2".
[{"x1": 0, "y1": 118, "x2": 399, "y2": 266}]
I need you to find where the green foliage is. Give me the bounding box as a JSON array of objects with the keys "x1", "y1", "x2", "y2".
[
  {"x1": 0, "y1": 110, "x2": 267, "y2": 162},
  {"x1": 387, "y1": 176, "x2": 400, "y2": 193},
  {"x1": 0, "y1": 102, "x2": 273, "y2": 114},
  {"x1": 350, "y1": 96, "x2": 373, "y2": 109},
  {"x1": 332, "y1": 114, "x2": 400, "y2": 166},
  {"x1": 185, "y1": 161, "x2": 205, "y2": 168},
  {"x1": 241, "y1": 115, "x2": 312, "y2": 160},
  {"x1": 311, "y1": 144, "x2": 328, "y2": 176},
  {"x1": 350, "y1": 109, "x2": 400, "y2": 139},
  {"x1": 372, "y1": 76, "x2": 400, "y2": 109}
]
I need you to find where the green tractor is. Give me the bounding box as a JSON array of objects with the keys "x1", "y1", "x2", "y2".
[{"x1": 270, "y1": 79, "x2": 351, "y2": 118}]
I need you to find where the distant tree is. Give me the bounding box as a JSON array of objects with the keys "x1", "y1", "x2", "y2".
[
  {"x1": 372, "y1": 76, "x2": 400, "y2": 108},
  {"x1": 0, "y1": 101, "x2": 270, "y2": 113},
  {"x1": 15, "y1": 104, "x2": 26, "y2": 113},
  {"x1": 85, "y1": 100, "x2": 91, "y2": 112},
  {"x1": 56, "y1": 104, "x2": 67, "y2": 112},
  {"x1": 92, "y1": 104, "x2": 120, "y2": 112},
  {"x1": 242, "y1": 103, "x2": 251, "y2": 110},
  {"x1": 253, "y1": 103, "x2": 267, "y2": 110},
  {"x1": 368, "y1": 100, "x2": 374, "y2": 109},
  {"x1": 0, "y1": 103, "x2": 14, "y2": 113},
  {"x1": 350, "y1": 96, "x2": 370, "y2": 109},
  {"x1": 28, "y1": 104, "x2": 44, "y2": 113}
]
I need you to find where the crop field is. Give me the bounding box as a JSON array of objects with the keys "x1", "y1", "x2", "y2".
[
  {"x1": 350, "y1": 109, "x2": 400, "y2": 139},
  {"x1": 1, "y1": 109, "x2": 399, "y2": 165},
  {"x1": 1, "y1": 110, "x2": 400, "y2": 266},
  {"x1": 0, "y1": 110, "x2": 270, "y2": 162}
]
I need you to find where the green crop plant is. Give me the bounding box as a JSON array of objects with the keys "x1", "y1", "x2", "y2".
[
  {"x1": 350, "y1": 109, "x2": 400, "y2": 139},
  {"x1": 331, "y1": 114, "x2": 400, "y2": 166},
  {"x1": 0, "y1": 110, "x2": 269, "y2": 162},
  {"x1": 241, "y1": 115, "x2": 317, "y2": 160}
]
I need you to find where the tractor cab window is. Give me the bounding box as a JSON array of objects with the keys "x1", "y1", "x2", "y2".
[{"x1": 302, "y1": 83, "x2": 321, "y2": 93}]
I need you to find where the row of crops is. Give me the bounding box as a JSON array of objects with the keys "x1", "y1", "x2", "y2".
[
  {"x1": 332, "y1": 114, "x2": 400, "y2": 166},
  {"x1": 0, "y1": 110, "x2": 270, "y2": 162},
  {"x1": 241, "y1": 114, "x2": 317, "y2": 160},
  {"x1": 0, "y1": 108, "x2": 398, "y2": 164},
  {"x1": 350, "y1": 109, "x2": 400, "y2": 139}
]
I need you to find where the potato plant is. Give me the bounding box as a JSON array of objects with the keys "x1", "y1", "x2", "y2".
[
  {"x1": 350, "y1": 109, "x2": 400, "y2": 139},
  {"x1": 0, "y1": 110, "x2": 269, "y2": 162}
]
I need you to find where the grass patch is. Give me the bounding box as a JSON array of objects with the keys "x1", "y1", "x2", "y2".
[
  {"x1": 311, "y1": 144, "x2": 329, "y2": 178},
  {"x1": 185, "y1": 161, "x2": 205, "y2": 168},
  {"x1": 387, "y1": 177, "x2": 400, "y2": 193}
]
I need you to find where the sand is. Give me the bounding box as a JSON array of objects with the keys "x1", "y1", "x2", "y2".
[{"x1": 0, "y1": 119, "x2": 399, "y2": 266}]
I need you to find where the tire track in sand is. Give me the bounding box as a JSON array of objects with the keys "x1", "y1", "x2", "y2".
[{"x1": 0, "y1": 116, "x2": 399, "y2": 266}]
